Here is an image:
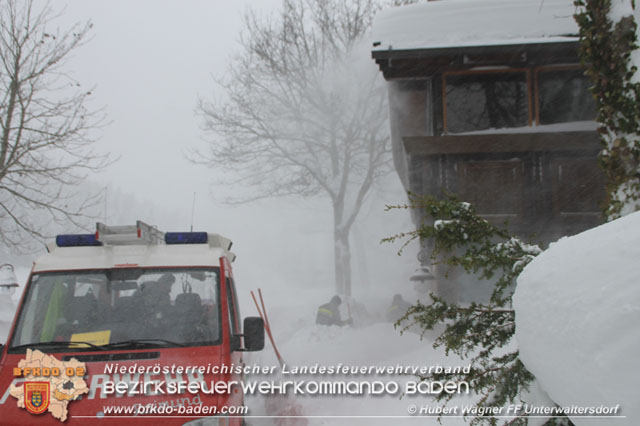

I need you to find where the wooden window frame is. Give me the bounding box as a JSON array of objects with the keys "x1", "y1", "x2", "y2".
[{"x1": 441, "y1": 68, "x2": 533, "y2": 134}]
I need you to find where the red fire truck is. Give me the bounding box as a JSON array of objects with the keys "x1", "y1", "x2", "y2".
[{"x1": 0, "y1": 221, "x2": 264, "y2": 425}]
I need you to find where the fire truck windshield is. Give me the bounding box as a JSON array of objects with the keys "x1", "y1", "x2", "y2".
[{"x1": 9, "y1": 268, "x2": 221, "y2": 352}]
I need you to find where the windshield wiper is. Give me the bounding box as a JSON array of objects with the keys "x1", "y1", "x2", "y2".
[
  {"x1": 11, "y1": 340, "x2": 107, "y2": 351},
  {"x1": 101, "y1": 339, "x2": 186, "y2": 349}
]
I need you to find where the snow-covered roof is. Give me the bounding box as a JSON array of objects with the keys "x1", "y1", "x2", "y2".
[{"x1": 371, "y1": 0, "x2": 580, "y2": 52}]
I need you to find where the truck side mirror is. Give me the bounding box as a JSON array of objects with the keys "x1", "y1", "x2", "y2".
[{"x1": 242, "y1": 317, "x2": 264, "y2": 351}]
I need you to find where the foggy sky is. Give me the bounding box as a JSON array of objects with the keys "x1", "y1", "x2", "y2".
[
  {"x1": 54, "y1": 0, "x2": 280, "y2": 217},
  {"x1": 18, "y1": 0, "x2": 417, "y2": 301}
]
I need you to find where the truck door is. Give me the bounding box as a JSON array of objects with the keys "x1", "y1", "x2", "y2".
[{"x1": 219, "y1": 257, "x2": 244, "y2": 411}]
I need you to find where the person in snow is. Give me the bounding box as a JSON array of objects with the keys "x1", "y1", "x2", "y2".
[
  {"x1": 316, "y1": 295, "x2": 352, "y2": 326},
  {"x1": 387, "y1": 294, "x2": 411, "y2": 324},
  {"x1": 0, "y1": 264, "x2": 19, "y2": 343}
]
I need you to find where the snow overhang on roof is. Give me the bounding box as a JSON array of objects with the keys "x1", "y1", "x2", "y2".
[{"x1": 371, "y1": 0, "x2": 580, "y2": 53}]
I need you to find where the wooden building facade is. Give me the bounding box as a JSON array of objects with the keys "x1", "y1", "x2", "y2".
[{"x1": 371, "y1": 1, "x2": 606, "y2": 302}]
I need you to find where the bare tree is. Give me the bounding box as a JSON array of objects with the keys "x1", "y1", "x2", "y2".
[
  {"x1": 0, "y1": 0, "x2": 110, "y2": 250},
  {"x1": 196, "y1": 0, "x2": 391, "y2": 296}
]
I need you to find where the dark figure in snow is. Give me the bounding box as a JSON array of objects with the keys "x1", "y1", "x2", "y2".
[
  {"x1": 387, "y1": 294, "x2": 411, "y2": 324},
  {"x1": 316, "y1": 295, "x2": 351, "y2": 326}
]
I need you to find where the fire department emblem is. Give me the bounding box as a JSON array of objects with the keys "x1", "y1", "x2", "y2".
[{"x1": 24, "y1": 382, "x2": 50, "y2": 415}]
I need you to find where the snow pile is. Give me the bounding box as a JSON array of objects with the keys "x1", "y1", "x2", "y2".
[
  {"x1": 244, "y1": 288, "x2": 474, "y2": 425},
  {"x1": 372, "y1": 0, "x2": 578, "y2": 51},
  {"x1": 513, "y1": 212, "x2": 640, "y2": 425}
]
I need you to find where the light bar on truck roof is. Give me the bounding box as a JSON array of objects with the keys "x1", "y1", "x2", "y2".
[
  {"x1": 56, "y1": 234, "x2": 103, "y2": 247},
  {"x1": 53, "y1": 223, "x2": 234, "y2": 252},
  {"x1": 165, "y1": 232, "x2": 208, "y2": 245}
]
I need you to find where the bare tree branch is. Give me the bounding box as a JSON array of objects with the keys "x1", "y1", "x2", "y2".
[
  {"x1": 0, "y1": 0, "x2": 112, "y2": 252},
  {"x1": 193, "y1": 0, "x2": 391, "y2": 295}
]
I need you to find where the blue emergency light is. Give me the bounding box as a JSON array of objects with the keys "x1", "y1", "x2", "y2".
[
  {"x1": 56, "y1": 234, "x2": 103, "y2": 247},
  {"x1": 164, "y1": 232, "x2": 208, "y2": 245}
]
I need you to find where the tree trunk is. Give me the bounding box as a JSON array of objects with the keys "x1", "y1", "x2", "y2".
[
  {"x1": 332, "y1": 196, "x2": 352, "y2": 296},
  {"x1": 333, "y1": 228, "x2": 352, "y2": 297}
]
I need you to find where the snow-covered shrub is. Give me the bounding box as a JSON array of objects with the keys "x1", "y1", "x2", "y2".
[{"x1": 384, "y1": 194, "x2": 571, "y2": 425}]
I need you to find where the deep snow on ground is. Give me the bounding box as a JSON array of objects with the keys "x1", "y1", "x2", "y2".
[
  {"x1": 514, "y1": 211, "x2": 640, "y2": 426},
  {"x1": 242, "y1": 288, "x2": 476, "y2": 426}
]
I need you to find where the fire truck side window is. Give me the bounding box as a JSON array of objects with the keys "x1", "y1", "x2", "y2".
[{"x1": 226, "y1": 277, "x2": 240, "y2": 351}]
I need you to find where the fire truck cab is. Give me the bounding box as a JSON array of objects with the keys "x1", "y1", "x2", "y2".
[{"x1": 0, "y1": 221, "x2": 264, "y2": 425}]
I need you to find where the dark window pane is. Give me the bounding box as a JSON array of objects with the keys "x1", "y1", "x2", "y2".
[
  {"x1": 445, "y1": 72, "x2": 529, "y2": 133},
  {"x1": 10, "y1": 268, "x2": 221, "y2": 351},
  {"x1": 538, "y1": 68, "x2": 596, "y2": 124}
]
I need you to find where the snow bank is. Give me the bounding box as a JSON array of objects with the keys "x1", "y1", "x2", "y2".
[
  {"x1": 371, "y1": 0, "x2": 579, "y2": 51},
  {"x1": 244, "y1": 288, "x2": 473, "y2": 425},
  {"x1": 513, "y1": 212, "x2": 640, "y2": 425}
]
